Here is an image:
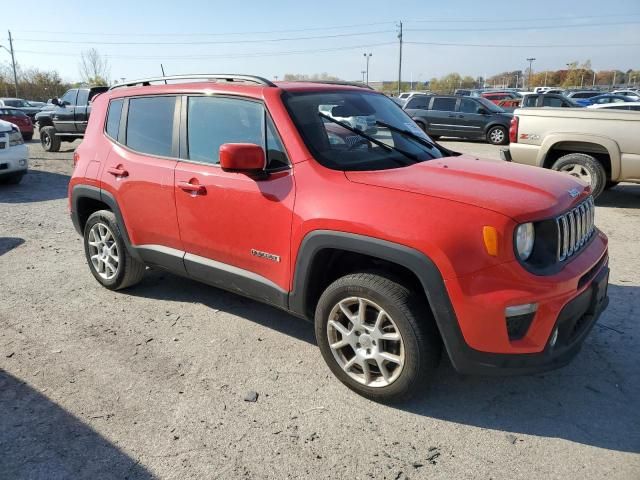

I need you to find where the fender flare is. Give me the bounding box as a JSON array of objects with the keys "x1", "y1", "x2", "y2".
[
  {"x1": 288, "y1": 230, "x2": 465, "y2": 355},
  {"x1": 537, "y1": 133, "x2": 622, "y2": 180},
  {"x1": 70, "y1": 185, "x2": 141, "y2": 260}
]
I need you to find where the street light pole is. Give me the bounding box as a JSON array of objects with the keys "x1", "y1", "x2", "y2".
[
  {"x1": 361, "y1": 70, "x2": 366, "y2": 84},
  {"x1": 526, "y1": 57, "x2": 535, "y2": 89},
  {"x1": 397, "y1": 21, "x2": 403, "y2": 95},
  {"x1": 363, "y1": 53, "x2": 372, "y2": 86}
]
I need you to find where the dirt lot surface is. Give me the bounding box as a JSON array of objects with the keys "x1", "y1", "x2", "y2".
[{"x1": 1, "y1": 134, "x2": 639, "y2": 479}]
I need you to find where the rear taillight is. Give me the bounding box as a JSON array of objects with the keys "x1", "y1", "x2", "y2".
[
  {"x1": 509, "y1": 116, "x2": 519, "y2": 143},
  {"x1": 73, "y1": 151, "x2": 80, "y2": 167}
]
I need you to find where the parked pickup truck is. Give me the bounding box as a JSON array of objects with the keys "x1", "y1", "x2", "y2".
[
  {"x1": 502, "y1": 107, "x2": 640, "y2": 197},
  {"x1": 34, "y1": 86, "x2": 109, "y2": 152}
]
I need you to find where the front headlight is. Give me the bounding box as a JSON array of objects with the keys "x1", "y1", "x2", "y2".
[
  {"x1": 515, "y1": 223, "x2": 535, "y2": 261},
  {"x1": 9, "y1": 129, "x2": 24, "y2": 146}
]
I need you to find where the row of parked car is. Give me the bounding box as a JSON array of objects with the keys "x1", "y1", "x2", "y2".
[{"x1": 392, "y1": 87, "x2": 639, "y2": 145}]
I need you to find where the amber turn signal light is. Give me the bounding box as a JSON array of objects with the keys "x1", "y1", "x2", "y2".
[{"x1": 483, "y1": 226, "x2": 499, "y2": 256}]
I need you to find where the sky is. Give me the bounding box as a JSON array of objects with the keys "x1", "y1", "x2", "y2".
[{"x1": 3, "y1": 0, "x2": 640, "y2": 84}]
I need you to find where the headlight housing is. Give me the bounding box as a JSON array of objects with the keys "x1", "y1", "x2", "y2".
[
  {"x1": 515, "y1": 223, "x2": 535, "y2": 261},
  {"x1": 9, "y1": 129, "x2": 24, "y2": 147}
]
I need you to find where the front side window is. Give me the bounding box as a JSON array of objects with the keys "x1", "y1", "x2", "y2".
[
  {"x1": 126, "y1": 96, "x2": 176, "y2": 157},
  {"x1": 431, "y1": 98, "x2": 457, "y2": 111},
  {"x1": 105, "y1": 98, "x2": 124, "y2": 140},
  {"x1": 60, "y1": 90, "x2": 78, "y2": 106},
  {"x1": 187, "y1": 96, "x2": 263, "y2": 165},
  {"x1": 283, "y1": 90, "x2": 444, "y2": 171},
  {"x1": 459, "y1": 98, "x2": 481, "y2": 113}
]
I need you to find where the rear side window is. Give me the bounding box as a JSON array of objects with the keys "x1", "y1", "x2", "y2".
[
  {"x1": 431, "y1": 98, "x2": 457, "y2": 111},
  {"x1": 105, "y1": 98, "x2": 124, "y2": 139},
  {"x1": 126, "y1": 96, "x2": 176, "y2": 157},
  {"x1": 523, "y1": 95, "x2": 538, "y2": 107},
  {"x1": 187, "y1": 96, "x2": 263, "y2": 165}
]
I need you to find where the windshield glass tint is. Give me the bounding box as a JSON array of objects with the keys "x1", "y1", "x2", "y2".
[{"x1": 283, "y1": 91, "x2": 443, "y2": 171}]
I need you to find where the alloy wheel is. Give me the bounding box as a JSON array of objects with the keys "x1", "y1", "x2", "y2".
[
  {"x1": 326, "y1": 297, "x2": 405, "y2": 387},
  {"x1": 490, "y1": 128, "x2": 505, "y2": 144},
  {"x1": 87, "y1": 222, "x2": 119, "y2": 280}
]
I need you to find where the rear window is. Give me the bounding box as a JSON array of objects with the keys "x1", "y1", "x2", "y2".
[
  {"x1": 125, "y1": 96, "x2": 176, "y2": 157},
  {"x1": 2, "y1": 108, "x2": 27, "y2": 117},
  {"x1": 431, "y1": 98, "x2": 457, "y2": 111},
  {"x1": 105, "y1": 98, "x2": 124, "y2": 139}
]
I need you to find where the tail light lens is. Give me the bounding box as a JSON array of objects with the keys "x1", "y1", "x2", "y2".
[
  {"x1": 509, "y1": 116, "x2": 519, "y2": 143},
  {"x1": 73, "y1": 151, "x2": 80, "y2": 167}
]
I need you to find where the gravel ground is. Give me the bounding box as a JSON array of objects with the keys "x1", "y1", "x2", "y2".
[{"x1": 1, "y1": 133, "x2": 639, "y2": 480}]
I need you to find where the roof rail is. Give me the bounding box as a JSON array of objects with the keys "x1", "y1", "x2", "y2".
[
  {"x1": 293, "y1": 80, "x2": 373, "y2": 90},
  {"x1": 109, "y1": 74, "x2": 276, "y2": 90}
]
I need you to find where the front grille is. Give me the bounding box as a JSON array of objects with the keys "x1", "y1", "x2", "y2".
[{"x1": 556, "y1": 196, "x2": 595, "y2": 262}]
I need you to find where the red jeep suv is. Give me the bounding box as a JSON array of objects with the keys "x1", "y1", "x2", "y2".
[{"x1": 69, "y1": 75, "x2": 609, "y2": 401}]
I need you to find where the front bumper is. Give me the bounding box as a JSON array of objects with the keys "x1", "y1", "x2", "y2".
[
  {"x1": 0, "y1": 144, "x2": 29, "y2": 176},
  {"x1": 447, "y1": 264, "x2": 609, "y2": 375}
]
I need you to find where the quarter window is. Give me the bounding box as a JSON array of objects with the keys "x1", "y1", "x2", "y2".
[
  {"x1": 459, "y1": 98, "x2": 480, "y2": 113},
  {"x1": 406, "y1": 97, "x2": 429, "y2": 109},
  {"x1": 105, "y1": 98, "x2": 124, "y2": 140},
  {"x1": 126, "y1": 96, "x2": 176, "y2": 157},
  {"x1": 187, "y1": 96, "x2": 263, "y2": 165}
]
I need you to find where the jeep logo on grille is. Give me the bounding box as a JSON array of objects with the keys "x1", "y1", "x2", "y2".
[
  {"x1": 568, "y1": 188, "x2": 580, "y2": 198},
  {"x1": 251, "y1": 249, "x2": 281, "y2": 262}
]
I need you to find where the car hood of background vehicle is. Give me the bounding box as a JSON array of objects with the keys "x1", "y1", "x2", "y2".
[{"x1": 345, "y1": 154, "x2": 589, "y2": 221}]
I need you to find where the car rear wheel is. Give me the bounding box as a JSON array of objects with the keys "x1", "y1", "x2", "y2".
[
  {"x1": 552, "y1": 153, "x2": 607, "y2": 198},
  {"x1": 40, "y1": 126, "x2": 61, "y2": 152},
  {"x1": 315, "y1": 272, "x2": 441, "y2": 402},
  {"x1": 83, "y1": 210, "x2": 146, "y2": 290},
  {"x1": 487, "y1": 126, "x2": 508, "y2": 145}
]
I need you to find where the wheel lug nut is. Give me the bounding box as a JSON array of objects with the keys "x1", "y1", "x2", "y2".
[
  {"x1": 366, "y1": 349, "x2": 371, "y2": 355},
  {"x1": 356, "y1": 343, "x2": 361, "y2": 348}
]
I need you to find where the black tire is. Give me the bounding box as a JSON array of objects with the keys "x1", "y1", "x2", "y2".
[
  {"x1": 605, "y1": 181, "x2": 619, "y2": 190},
  {"x1": 0, "y1": 173, "x2": 24, "y2": 185},
  {"x1": 23, "y1": 133, "x2": 33, "y2": 142},
  {"x1": 486, "y1": 125, "x2": 508, "y2": 145},
  {"x1": 551, "y1": 153, "x2": 607, "y2": 198},
  {"x1": 83, "y1": 210, "x2": 145, "y2": 290},
  {"x1": 40, "y1": 126, "x2": 61, "y2": 152},
  {"x1": 315, "y1": 272, "x2": 441, "y2": 402}
]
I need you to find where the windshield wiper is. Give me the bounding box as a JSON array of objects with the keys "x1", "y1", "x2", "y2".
[
  {"x1": 318, "y1": 112, "x2": 420, "y2": 164},
  {"x1": 374, "y1": 120, "x2": 439, "y2": 151}
]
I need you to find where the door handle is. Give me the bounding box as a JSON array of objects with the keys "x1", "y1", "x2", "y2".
[
  {"x1": 178, "y1": 180, "x2": 206, "y2": 195},
  {"x1": 107, "y1": 166, "x2": 128, "y2": 177},
  {"x1": 458, "y1": 114, "x2": 465, "y2": 118},
  {"x1": 448, "y1": 114, "x2": 456, "y2": 117}
]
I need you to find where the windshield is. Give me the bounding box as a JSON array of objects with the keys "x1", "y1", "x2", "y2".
[
  {"x1": 476, "y1": 97, "x2": 504, "y2": 113},
  {"x1": 283, "y1": 90, "x2": 444, "y2": 171}
]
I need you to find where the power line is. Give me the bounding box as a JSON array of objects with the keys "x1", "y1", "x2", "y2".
[
  {"x1": 15, "y1": 29, "x2": 395, "y2": 45},
  {"x1": 405, "y1": 20, "x2": 640, "y2": 32},
  {"x1": 15, "y1": 42, "x2": 397, "y2": 60},
  {"x1": 405, "y1": 41, "x2": 640, "y2": 48},
  {"x1": 406, "y1": 13, "x2": 640, "y2": 23}
]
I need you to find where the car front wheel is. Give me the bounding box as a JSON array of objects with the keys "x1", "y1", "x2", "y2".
[{"x1": 315, "y1": 272, "x2": 441, "y2": 402}]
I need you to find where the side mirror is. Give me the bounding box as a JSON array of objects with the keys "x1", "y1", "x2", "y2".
[
  {"x1": 51, "y1": 97, "x2": 60, "y2": 106},
  {"x1": 477, "y1": 108, "x2": 488, "y2": 115},
  {"x1": 219, "y1": 143, "x2": 266, "y2": 174}
]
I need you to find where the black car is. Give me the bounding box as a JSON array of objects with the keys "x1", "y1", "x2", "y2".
[
  {"x1": 521, "y1": 93, "x2": 582, "y2": 108},
  {"x1": 403, "y1": 95, "x2": 512, "y2": 145}
]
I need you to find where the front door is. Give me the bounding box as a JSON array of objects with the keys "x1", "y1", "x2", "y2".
[
  {"x1": 53, "y1": 89, "x2": 78, "y2": 133},
  {"x1": 174, "y1": 95, "x2": 294, "y2": 302},
  {"x1": 454, "y1": 98, "x2": 487, "y2": 138}
]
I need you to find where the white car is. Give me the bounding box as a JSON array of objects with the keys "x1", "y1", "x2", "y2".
[
  {"x1": 587, "y1": 102, "x2": 640, "y2": 111},
  {"x1": 0, "y1": 119, "x2": 29, "y2": 184}
]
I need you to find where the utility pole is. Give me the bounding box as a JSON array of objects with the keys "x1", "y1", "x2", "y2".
[
  {"x1": 544, "y1": 71, "x2": 548, "y2": 87},
  {"x1": 397, "y1": 21, "x2": 403, "y2": 95},
  {"x1": 612, "y1": 71, "x2": 616, "y2": 88},
  {"x1": 363, "y1": 53, "x2": 372, "y2": 86},
  {"x1": 526, "y1": 57, "x2": 535, "y2": 89},
  {"x1": 592, "y1": 71, "x2": 596, "y2": 87},
  {"x1": 361, "y1": 70, "x2": 366, "y2": 84},
  {"x1": 7, "y1": 30, "x2": 18, "y2": 97}
]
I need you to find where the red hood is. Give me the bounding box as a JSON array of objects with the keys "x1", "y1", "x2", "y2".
[{"x1": 345, "y1": 155, "x2": 590, "y2": 222}]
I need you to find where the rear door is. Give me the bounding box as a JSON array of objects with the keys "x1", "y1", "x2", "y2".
[
  {"x1": 428, "y1": 97, "x2": 460, "y2": 136},
  {"x1": 100, "y1": 95, "x2": 183, "y2": 256}
]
